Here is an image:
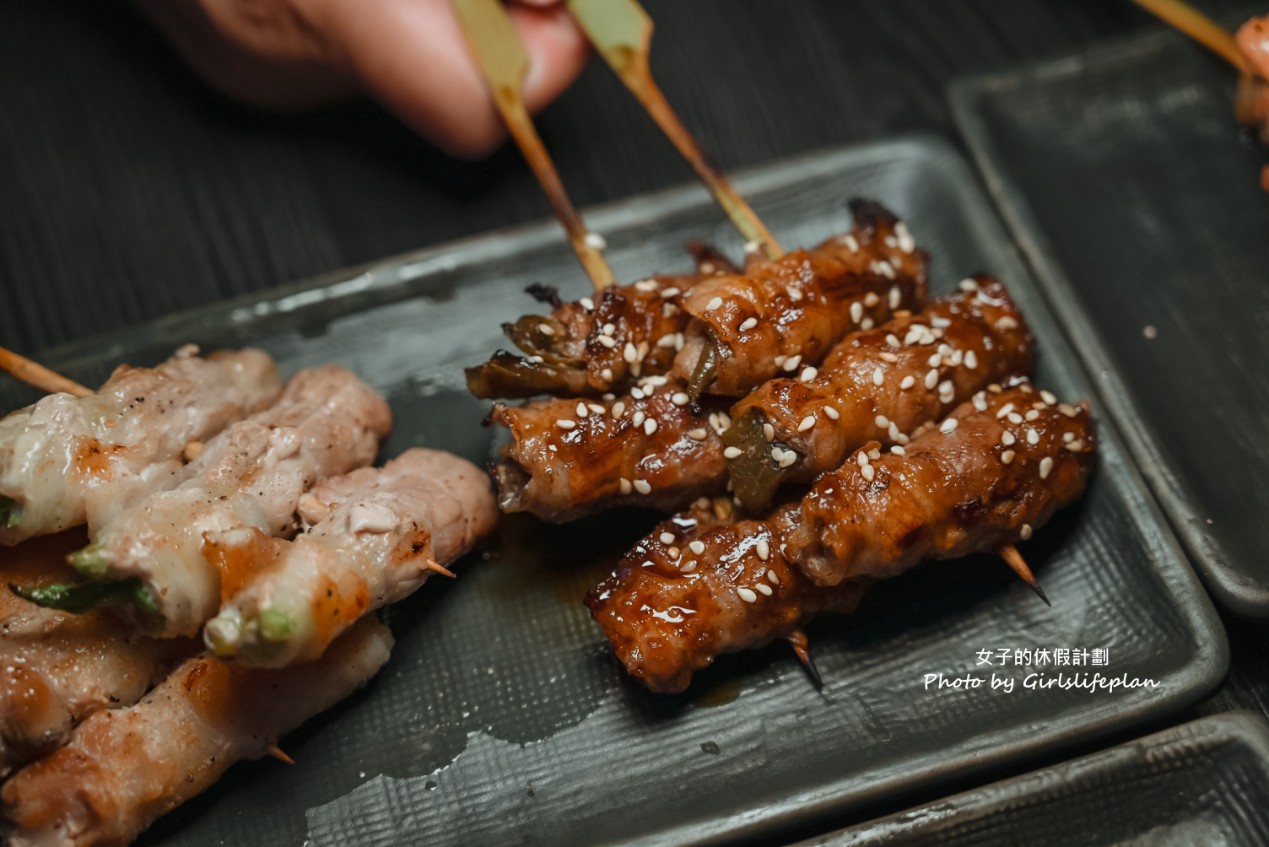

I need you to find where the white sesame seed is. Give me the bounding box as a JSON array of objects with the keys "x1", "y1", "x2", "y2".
[
  {"x1": 687, "y1": 540, "x2": 705, "y2": 555},
  {"x1": 996, "y1": 316, "x2": 1018, "y2": 331},
  {"x1": 879, "y1": 352, "x2": 899, "y2": 364},
  {"x1": 1001, "y1": 450, "x2": 1015, "y2": 465},
  {"x1": 611, "y1": 401, "x2": 626, "y2": 419},
  {"x1": 644, "y1": 418, "x2": 658, "y2": 436},
  {"x1": 1058, "y1": 404, "x2": 1079, "y2": 418},
  {"x1": 964, "y1": 350, "x2": 978, "y2": 370},
  {"x1": 737, "y1": 587, "x2": 758, "y2": 603},
  {"x1": 756, "y1": 583, "x2": 774, "y2": 597},
  {"x1": 800, "y1": 367, "x2": 818, "y2": 383},
  {"x1": 634, "y1": 278, "x2": 657, "y2": 292},
  {"x1": 757, "y1": 539, "x2": 771, "y2": 561},
  {"x1": 576, "y1": 402, "x2": 589, "y2": 418},
  {"x1": 706, "y1": 296, "x2": 724, "y2": 311},
  {"x1": 861, "y1": 463, "x2": 876, "y2": 481},
  {"x1": 671, "y1": 392, "x2": 690, "y2": 407},
  {"x1": 744, "y1": 239, "x2": 762, "y2": 254},
  {"x1": 1026, "y1": 428, "x2": 1040, "y2": 445},
  {"x1": 556, "y1": 419, "x2": 576, "y2": 430},
  {"x1": 584, "y1": 232, "x2": 607, "y2": 249},
  {"x1": 891, "y1": 445, "x2": 906, "y2": 456},
  {"x1": 621, "y1": 343, "x2": 637, "y2": 363},
  {"x1": 580, "y1": 297, "x2": 595, "y2": 312},
  {"x1": 850, "y1": 302, "x2": 864, "y2": 323},
  {"x1": 763, "y1": 422, "x2": 776, "y2": 441},
  {"x1": 973, "y1": 393, "x2": 988, "y2": 411},
  {"x1": 904, "y1": 328, "x2": 924, "y2": 346},
  {"x1": 659, "y1": 531, "x2": 675, "y2": 545},
  {"x1": 798, "y1": 416, "x2": 816, "y2": 433},
  {"x1": 901, "y1": 375, "x2": 916, "y2": 390},
  {"x1": 927, "y1": 353, "x2": 941, "y2": 368},
  {"x1": 844, "y1": 234, "x2": 860, "y2": 252},
  {"x1": 687, "y1": 428, "x2": 708, "y2": 441},
  {"x1": 661, "y1": 287, "x2": 681, "y2": 298},
  {"x1": 888, "y1": 421, "x2": 903, "y2": 441},
  {"x1": 959, "y1": 278, "x2": 979, "y2": 293},
  {"x1": 1041, "y1": 390, "x2": 1057, "y2": 405},
  {"x1": 597, "y1": 335, "x2": 617, "y2": 349},
  {"x1": 1002, "y1": 431, "x2": 1016, "y2": 446},
  {"x1": 1008, "y1": 413, "x2": 1024, "y2": 425},
  {"x1": 632, "y1": 411, "x2": 646, "y2": 427},
  {"x1": 601, "y1": 368, "x2": 615, "y2": 382},
  {"x1": 1063, "y1": 432, "x2": 1074, "y2": 443},
  {"x1": 538, "y1": 323, "x2": 557, "y2": 337},
  {"x1": 783, "y1": 355, "x2": 802, "y2": 372},
  {"x1": 895, "y1": 221, "x2": 915, "y2": 253},
  {"x1": 1065, "y1": 440, "x2": 1084, "y2": 451},
  {"x1": 601, "y1": 322, "x2": 616, "y2": 336},
  {"x1": 875, "y1": 414, "x2": 890, "y2": 429},
  {"x1": 767, "y1": 568, "x2": 780, "y2": 584},
  {"x1": 1025, "y1": 409, "x2": 1040, "y2": 422},
  {"x1": 788, "y1": 286, "x2": 804, "y2": 302},
  {"x1": 1020, "y1": 523, "x2": 1033, "y2": 540},
  {"x1": 925, "y1": 369, "x2": 940, "y2": 389},
  {"x1": 857, "y1": 452, "x2": 870, "y2": 467},
  {"x1": 889, "y1": 286, "x2": 902, "y2": 309},
  {"x1": 1039, "y1": 457, "x2": 1053, "y2": 479},
  {"x1": 939, "y1": 380, "x2": 955, "y2": 404},
  {"x1": 739, "y1": 317, "x2": 758, "y2": 332},
  {"x1": 864, "y1": 292, "x2": 880, "y2": 307},
  {"x1": 681, "y1": 560, "x2": 697, "y2": 573},
  {"x1": 824, "y1": 406, "x2": 840, "y2": 421},
  {"x1": 873, "y1": 367, "x2": 885, "y2": 387},
  {"x1": 634, "y1": 479, "x2": 652, "y2": 494},
  {"x1": 778, "y1": 451, "x2": 797, "y2": 468},
  {"x1": 886, "y1": 333, "x2": 901, "y2": 349},
  {"x1": 667, "y1": 546, "x2": 680, "y2": 559},
  {"x1": 941, "y1": 418, "x2": 959, "y2": 434},
  {"x1": 724, "y1": 446, "x2": 743, "y2": 459},
  {"x1": 619, "y1": 478, "x2": 633, "y2": 494},
  {"x1": 675, "y1": 332, "x2": 685, "y2": 350},
  {"x1": 996, "y1": 403, "x2": 1014, "y2": 419}
]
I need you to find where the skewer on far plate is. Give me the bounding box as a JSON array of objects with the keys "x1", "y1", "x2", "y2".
[{"x1": 1128, "y1": 0, "x2": 1249, "y2": 72}]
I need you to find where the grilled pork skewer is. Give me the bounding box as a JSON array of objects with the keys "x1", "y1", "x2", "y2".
[
  {"x1": 1, "y1": 615, "x2": 393, "y2": 847},
  {"x1": 586, "y1": 502, "x2": 868, "y2": 693},
  {"x1": 489, "y1": 376, "x2": 732, "y2": 522},
  {"x1": 0, "y1": 531, "x2": 195, "y2": 778},
  {"x1": 725, "y1": 276, "x2": 1034, "y2": 509},
  {"x1": 789, "y1": 378, "x2": 1095, "y2": 586},
  {"x1": 0, "y1": 346, "x2": 281, "y2": 546},
  {"x1": 468, "y1": 200, "x2": 924, "y2": 403},
  {"x1": 21, "y1": 366, "x2": 392, "y2": 638},
  {"x1": 206, "y1": 448, "x2": 497, "y2": 667},
  {"x1": 589, "y1": 379, "x2": 1094, "y2": 692}
]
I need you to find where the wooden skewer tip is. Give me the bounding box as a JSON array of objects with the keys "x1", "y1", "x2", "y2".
[
  {"x1": 268, "y1": 745, "x2": 296, "y2": 765},
  {"x1": 425, "y1": 559, "x2": 456, "y2": 579},
  {"x1": 786, "y1": 629, "x2": 823, "y2": 689},
  {"x1": 999, "y1": 544, "x2": 1050, "y2": 606}
]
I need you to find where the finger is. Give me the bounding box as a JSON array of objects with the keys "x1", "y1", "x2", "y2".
[{"x1": 329, "y1": 0, "x2": 588, "y2": 159}]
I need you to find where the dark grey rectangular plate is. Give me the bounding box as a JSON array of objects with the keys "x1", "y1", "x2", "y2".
[
  {"x1": 799, "y1": 711, "x2": 1269, "y2": 846},
  {"x1": 0, "y1": 137, "x2": 1226, "y2": 847},
  {"x1": 951, "y1": 24, "x2": 1269, "y2": 617}
]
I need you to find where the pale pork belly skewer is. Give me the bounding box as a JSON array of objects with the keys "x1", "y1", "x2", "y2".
[
  {"x1": 1, "y1": 615, "x2": 393, "y2": 847},
  {"x1": 18, "y1": 366, "x2": 392, "y2": 638},
  {"x1": 725, "y1": 276, "x2": 1034, "y2": 509},
  {"x1": 0, "y1": 345, "x2": 281, "y2": 546},
  {"x1": 0, "y1": 532, "x2": 195, "y2": 778},
  {"x1": 589, "y1": 380, "x2": 1095, "y2": 692},
  {"x1": 205, "y1": 448, "x2": 497, "y2": 667}
]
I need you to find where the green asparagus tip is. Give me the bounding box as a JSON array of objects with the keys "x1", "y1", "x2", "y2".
[
  {"x1": 67, "y1": 544, "x2": 110, "y2": 577},
  {"x1": 257, "y1": 608, "x2": 295, "y2": 643},
  {"x1": 0, "y1": 496, "x2": 19, "y2": 530},
  {"x1": 12, "y1": 578, "x2": 145, "y2": 615}
]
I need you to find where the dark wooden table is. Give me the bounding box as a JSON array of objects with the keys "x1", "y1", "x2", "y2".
[{"x1": 1, "y1": 0, "x2": 1264, "y2": 840}]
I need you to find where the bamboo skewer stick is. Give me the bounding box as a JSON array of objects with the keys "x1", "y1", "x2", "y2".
[
  {"x1": 567, "y1": 0, "x2": 783, "y2": 260},
  {"x1": 786, "y1": 629, "x2": 823, "y2": 689},
  {"x1": 0, "y1": 346, "x2": 90, "y2": 397},
  {"x1": 999, "y1": 544, "x2": 1050, "y2": 606},
  {"x1": 451, "y1": 0, "x2": 615, "y2": 291},
  {"x1": 1128, "y1": 0, "x2": 1248, "y2": 72}
]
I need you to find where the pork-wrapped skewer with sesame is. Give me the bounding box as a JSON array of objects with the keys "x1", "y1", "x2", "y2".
[
  {"x1": 588, "y1": 378, "x2": 1094, "y2": 692},
  {"x1": 0, "y1": 531, "x2": 195, "y2": 778},
  {"x1": 1, "y1": 615, "x2": 393, "y2": 847},
  {"x1": 789, "y1": 377, "x2": 1095, "y2": 587},
  {"x1": 724, "y1": 276, "x2": 1034, "y2": 509},
  {"x1": 468, "y1": 200, "x2": 926, "y2": 402},
  {"x1": 670, "y1": 200, "x2": 927, "y2": 398},
  {"x1": 204, "y1": 448, "x2": 497, "y2": 667},
  {"x1": 586, "y1": 500, "x2": 869, "y2": 693},
  {"x1": 489, "y1": 376, "x2": 733, "y2": 522},
  {"x1": 18, "y1": 366, "x2": 392, "y2": 638},
  {"x1": 0, "y1": 345, "x2": 281, "y2": 546}
]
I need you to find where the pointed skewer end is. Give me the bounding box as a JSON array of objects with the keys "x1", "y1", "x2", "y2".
[
  {"x1": 268, "y1": 745, "x2": 296, "y2": 765},
  {"x1": 425, "y1": 559, "x2": 456, "y2": 579},
  {"x1": 999, "y1": 544, "x2": 1050, "y2": 606},
  {"x1": 786, "y1": 629, "x2": 823, "y2": 689}
]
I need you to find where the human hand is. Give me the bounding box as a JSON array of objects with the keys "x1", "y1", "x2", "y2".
[{"x1": 132, "y1": 0, "x2": 589, "y2": 158}]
